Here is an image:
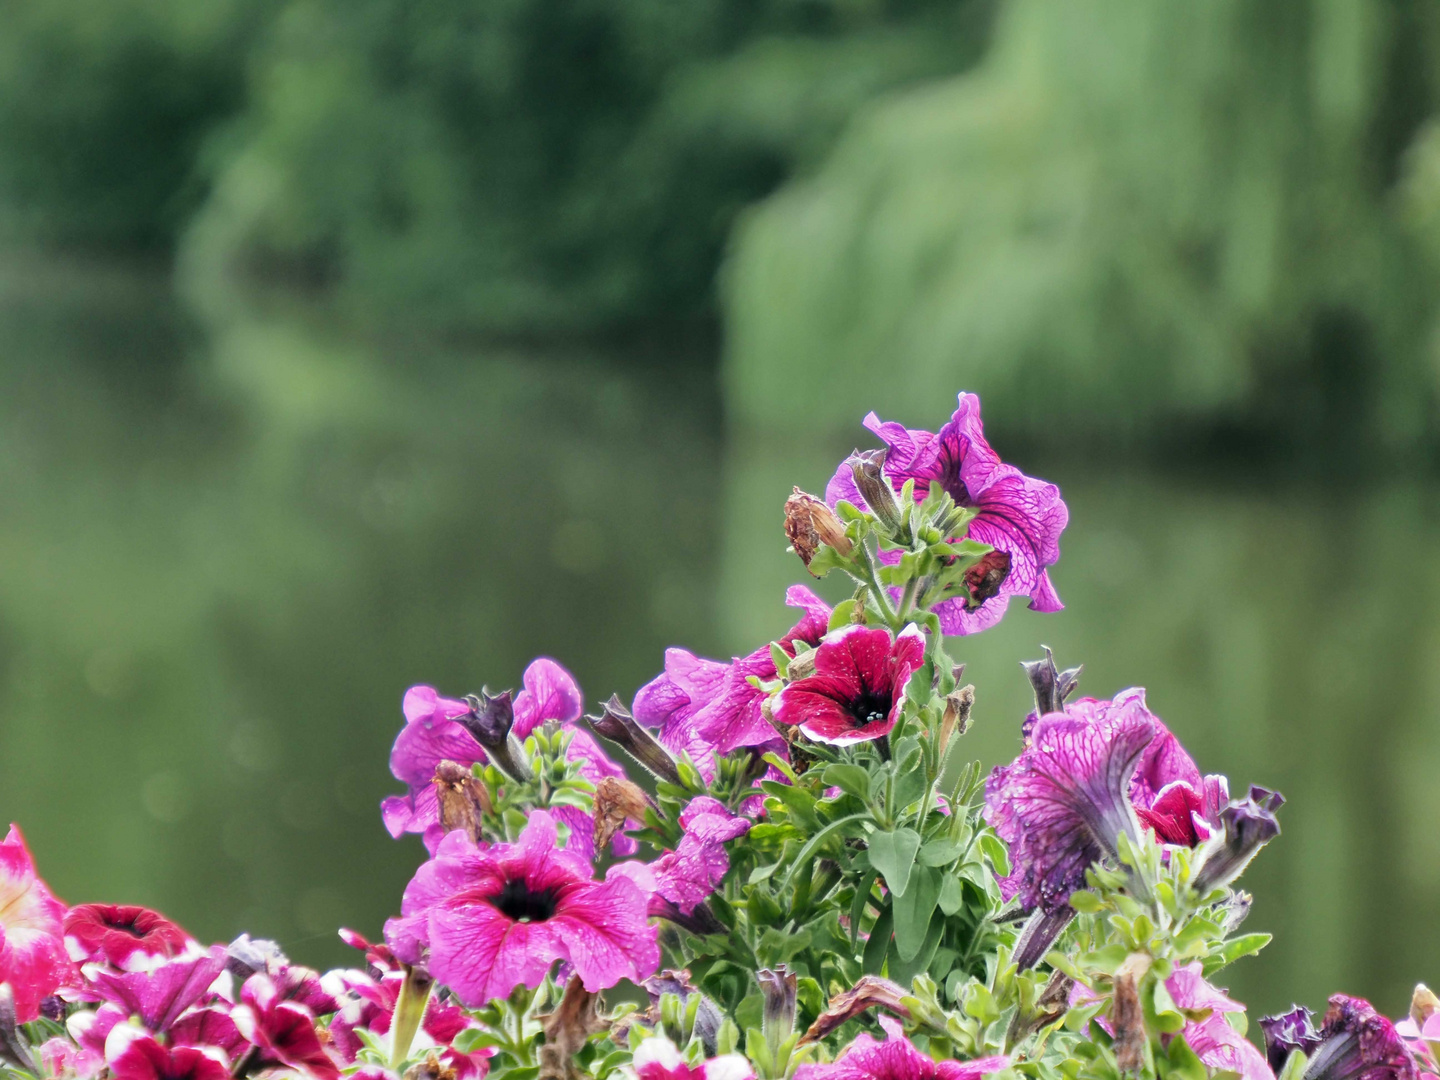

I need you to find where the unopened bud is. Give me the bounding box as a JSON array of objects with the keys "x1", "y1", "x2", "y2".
[
  {"x1": 593, "y1": 776, "x2": 652, "y2": 852},
  {"x1": 847, "y1": 449, "x2": 904, "y2": 533},
  {"x1": 458, "y1": 690, "x2": 532, "y2": 782},
  {"x1": 758, "y1": 966, "x2": 797, "y2": 1058},
  {"x1": 800, "y1": 976, "x2": 911, "y2": 1044},
  {"x1": 784, "y1": 489, "x2": 852, "y2": 575},
  {"x1": 585, "y1": 696, "x2": 683, "y2": 786},
  {"x1": 1193, "y1": 786, "x2": 1284, "y2": 894},
  {"x1": 963, "y1": 549, "x2": 1012, "y2": 610},
  {"x1": 434, "y1": 760, "x2": 491, "y2": 843},
  {"x1": 939, "y1": 684, "x2": 975, "y2": 753},
  {"x1": 1412, "y1": 984, "x2": 1440, "y2": 1031}
]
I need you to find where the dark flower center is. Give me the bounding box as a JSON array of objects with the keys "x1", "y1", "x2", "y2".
[
  {"x1": 490, "y1": 879, "x2": 559, "y2": 923},
  {"x1": 935, "y1": 447, "x2": 972, "y2": 507},
  {"x1": 847, "y1": 690, "x2": 892, "y2": 730}
]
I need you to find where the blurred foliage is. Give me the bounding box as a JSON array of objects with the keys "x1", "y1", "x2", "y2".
[
  {"x1": 179, "y1": 0, "x2": 996, "y2": 334},
  {"x1": 723, "y1": 0, "x2": 1440, "y2": 448},
  {"x1": 0, "y1": 0, "x2": 271, "y2": 249}
]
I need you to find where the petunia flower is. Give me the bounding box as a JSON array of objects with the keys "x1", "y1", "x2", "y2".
[
  {"x1": 385, "y1": 811, "x2": 658, "y2": 1006},
  {"x1": 325, "y1": 968, "x2": 488, "y2": 1078},
  {"x1": 0, "y1": 824, "x2": 73, "y2": 1020},
  {"x1": 84, "y1": 945, "x2": 229, "y2": 1034},
  {"x1": 39, "y1": 1035, "x2": 104, "y2": 1080},
  {"x1": 64, "y1": 905, "x2": 190, "y2": 971},
  {"x1": 794, "y1": 1016, "x2": 1007, "y2": 1080},
  {"x1": 105, "y1": 1029, "x2": 230, "y2": 1080},
  {"x1": 630, "y1": 1034, "x2": 754, "y2": 1080},
  {"x1": 649, "y1": 798, "x2": 751, "y2": 915},
  {"x1": 825, "y1": 392, "x2": 1068, "y2": 636},
  {"x1": 772, "y1": 624, "x2": 926, "y2": 747},
  {"x1": 635, "y1": 587, "x2": 832, "y2": 779},
  {"x1": 1263, "y1": 997, "x2": 1417, "y2": 1080},
  {"x1": 231, "y1": 973, "x2": 341, "y2": 1080},
  {"x1": 1166, "y1": 964, "x2": 1273, "y2": 1080}
]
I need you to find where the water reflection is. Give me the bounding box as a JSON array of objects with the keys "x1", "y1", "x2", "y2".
[{"x1": 1, "y1": 254, "x2": 1437, "y2": 1020}]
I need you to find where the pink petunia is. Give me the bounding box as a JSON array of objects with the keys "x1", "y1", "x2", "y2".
[
  {"x1": 649, "y1": 798, "x2": 751, "y2": 915},
  {"x1": 105, "y1": 1030, "x2": 230, "y2": 1080},
  {"x1": 232, "y1": 973, "x2": 341, "y2": 1079},
  {"x1": 386, "y1": 811, "x2": 658, "y2": 1006},
  {"x1": 64, "y1": 904, "x2": 191, "y2": 971},
  {"x1": 825, "y1": 392, "x2": 1067, "y2": 636},
  {"x1": 795, "y1": 1017, "x2": 1007, "y2": 1080},
  {"x1": 772, "y1": 624, "x2": 926, "y2": 747},
  {"x1": 0, "y1": 824, "x2": 73, "y2": 1020}
]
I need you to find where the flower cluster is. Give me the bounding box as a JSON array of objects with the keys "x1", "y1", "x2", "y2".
[{"x1": 0, "y1": 391, "x2": 1423, "y2": 1080}]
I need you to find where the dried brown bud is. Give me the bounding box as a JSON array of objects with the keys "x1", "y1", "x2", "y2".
[
  {"x1": 593, "y1": 776, "x2": 652, "y2": 852},
  {"x1": 1005, "y1": 968, "x2": 1073, "y2": 1047},
  {"x1": 538, "y1": 976, "x2": 608, "y2": 1080},
  {"x1": 963, "y1": 550, "x2": 1012, "y2": 609},
  {"x1": 786, "y1": 648, "x2": 817, "y2": 681},
  {"x1": 403, "y1": 1054, "x2": 456, "y2": 1080},
  {"x1": 1111, "y1": 954, "x2": 1151, "y2": 1076},
  {"x1": 800, "y1": 975, "x2": 911, "y2": 1044},
  {"x1": 433, "y1": 760, "x2": 490, "y2": 843},
  {"x1": 784, "y1": 488, "x2": 852, "y2": 573},
  {"x1": 939, "y1": 684, "x2": 975, "y2": 753}
]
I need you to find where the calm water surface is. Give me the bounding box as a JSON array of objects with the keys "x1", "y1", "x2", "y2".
[{"x1": 1, "y1": 255, "x2": 1436, "y2": 1020}]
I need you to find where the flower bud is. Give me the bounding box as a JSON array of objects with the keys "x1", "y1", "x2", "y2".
[
  {"x1": 1022, "y1": 646, "x2": 1082, "y2": 716},
  {"x1": 650, "y1": 896, "x2": 726, "y2": 937},
  {"x1": 1412, "y1": 985, "x2": 1440, "y2": 1031},
  {"x1": 593, "y1": 775, "x2": 652, "y2": 852},
  {"x1": 0, "y1": 985, "x2": 36, "y2": 1075},
  {"x1": 434, "y1": 759, "x2": 491, "y2": 843},
  {"x1": 758, "y1": 966, "x2": 797, "y2": 1057},
  {"x1": 800, "y1": 975, "x2": 911, "y2": 1044},
  {"x1": 457, "y1": 690, "x2": 532, "y2": 782},
  {"x1": 847, "y1": 449, "x2": 904, "y2": 533},
  {"x1": 1193, "y1": 785, "x2": 1284, "y2": 894},
  {"x1": 585, "y1": 695, "x2": 683, "y2": 786},
  {"x1": 939, "y1": 684, "x2": 975, "y2": 753},
  {"x1": 784, "y1": 488, "x2": 852, "y2": 573}
]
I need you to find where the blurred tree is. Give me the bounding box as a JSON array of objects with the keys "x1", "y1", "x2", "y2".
[
  {"x1": 723, "y1": 0, "x2": 1440, "y2": 451},
  {"x1": 0, "y1": 0, "x2": 271, "y2": 250},
  {"x1": 179, "y1": 0, "x2": 996, "y2": 335}
]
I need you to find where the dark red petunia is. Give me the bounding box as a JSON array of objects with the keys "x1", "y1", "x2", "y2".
[
  {"x1": 772, "y1": 624, "x2": 926, "y2": 746},
  {"x1": 64, "y1": 904, "x2": 189, "y2": 970},
  {"x1": 233, "y1": 973, "x2": 341, "y2": 1080},
  {"x1": 108, "y1": 1033, "x2": 230, "y2": 1080}
]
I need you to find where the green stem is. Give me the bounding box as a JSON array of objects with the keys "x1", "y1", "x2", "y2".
[
  {"x1": 390, "y1": 965, "x2": 434, "y2": 1068},
  {"x1": 895, "y1": 576, "x2": 921, "y2": 622},
  {"x1": 852, "y1": 544, "x2": 898, "y2": 626}
]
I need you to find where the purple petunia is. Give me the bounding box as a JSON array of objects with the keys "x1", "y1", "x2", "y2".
[
  {"x1": 1263, "y1": 997, "x2": 1417, "y2": 1080},
  {"x1": 772, "y1": 624, "x2": 927, "y2": 747},
  {"x1": 634, "y1": 587, "x2": 832, "y2": 779},
  {"x1": 825, "y1": 392, "x2": 1067, "y2": 636},
  {"x1": 649, "y1": 798, "x2": 751, "y2": 915},
  {"x1": 383, "y1": 811, "x2": 658, "y2": 1006}
]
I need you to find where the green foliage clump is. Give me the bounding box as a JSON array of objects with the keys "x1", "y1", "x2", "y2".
[
  {"x1": 723, "y1": 0, "x2": 1440, "y2": 447},
  {"x1": 180, "y1": 0, "x2": 995, "y2": 334}
]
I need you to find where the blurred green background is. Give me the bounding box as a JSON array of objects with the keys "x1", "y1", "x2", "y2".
[{"x1": 1, "y1": 0, "x2": 1439, "y2": 1022}]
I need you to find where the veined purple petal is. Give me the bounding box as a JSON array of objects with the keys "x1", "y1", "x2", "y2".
[{"x1": 511, "y1": 658, "x2": 584, "y2": 739}]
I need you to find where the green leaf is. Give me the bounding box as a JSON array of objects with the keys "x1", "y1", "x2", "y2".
[
  {"x1": 978, "y1": 831, "x2": 1011, "y2": 877},
  {"x1": 867, "y1": 827, "x2": 922, "y2": 897},
  {"x1": 919, "y1": 838, "x2": 963, "y2": 866},
  {"x1": 1217, "y1": 933, "x2": 1272, "y2": 967},
  {"x1": 822, "y1": 764, "x2": 871, "y2": 801},
  {"x1": 769, "y1": 643, "x2": 791, "y2": 677},
  {"x1": 892, "y1": 865, "x2": 942, "y2": 961},
  {"x1": 1068, "y1": 890, "x2": 1104, "y2": 914},
  {"x1": 862, "y1": 908, "x2": 893, "y2": 975},
  {"x1": 938, "y1": 872, "x2": 964, "y2": 915},
  {"x1": 827, "y1": 600, "x2": 857, "y2": 630},
  {"x1": 778, "y1": 813, "x2": 871, "y2": 892},
  {"x1": 1277, "y1": 1049, "x2": 1310, "y2": 1080}
]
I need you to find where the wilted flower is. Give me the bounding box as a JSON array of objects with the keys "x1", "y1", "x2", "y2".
[
  {"x1": 631, "y1": 1035, "x2": 755, "y2": 1080},
  {"x1": 1193, "y1": 787, "x2": 1285, "y2": 894},
  {"x1": 382, "y1": 687, "x2": 485, "y2": 840},
  {"x1": 0, "y1": 824, "x2": 72, "y2": 1021},
  {"x1": 1263, "y1": 997, "x2": 1417, "y2": 1080},
  {"x1": 64, "y1": 905, "x2": 190, "y2": 971},
  {"x1": 1166, "y1": 964, "x2": 1273, "y2": 1080},
  {"x1": 772, "y1": 624, "x2": 926, "y2": 747},
  {"x1": 785, "y1": 488, "x2": 852, "y2": 572},
  {"x1": 800, "y1": 977, "x2": 911, "y2": 1045},
  {"x1": 825, "y1": 392, "x2": 1067, "y2": 636},
  {"x1": 795, "y1": 1016, "x2": 1007, "y2": 1080},
  {"x1": 385, "y1": 812, "x2": 657, "y2": 1006},
  {"x1": 634, "y1": 587, "x2": 832, "y2": 777}
]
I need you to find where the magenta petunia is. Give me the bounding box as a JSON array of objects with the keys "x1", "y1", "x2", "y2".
[
  {"x1": 650, "y1": 798, "x2": 751, "y2": 915},
  {"x1": 635, "y1": 587, "x2": 832, "y2": 779},
  {"x1": 632, "y1": 1035, "x2": 754, "y2": 1080},
  {"x1": 386, "y1": 811, "x2": 658, "y2": 1006},
  {"x1": 87, "y1": 946, "x2": 229, "y2": 1033},
  {"x1": 325, "y1": 966, "x2": 488, "y2": 1078},
  {"x1": 795, "y1": 1017, "x2": 1008, "y2": 1080},
  {"x1": 1167, "y1": 964, "x2": 1272, "y2": 1080},
  {"x1": 825, "y1": 392, "x2": 1067, "y2": 636},
  {"x1": 64, "y1": 904, "x2": 191, "y2": 971},
  {"x1": 772, "y1": 624, "x2": 926, "y2": 747},
  {"x1": 0, "y1": 824, "x2": 73, "y2": 1021}
]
